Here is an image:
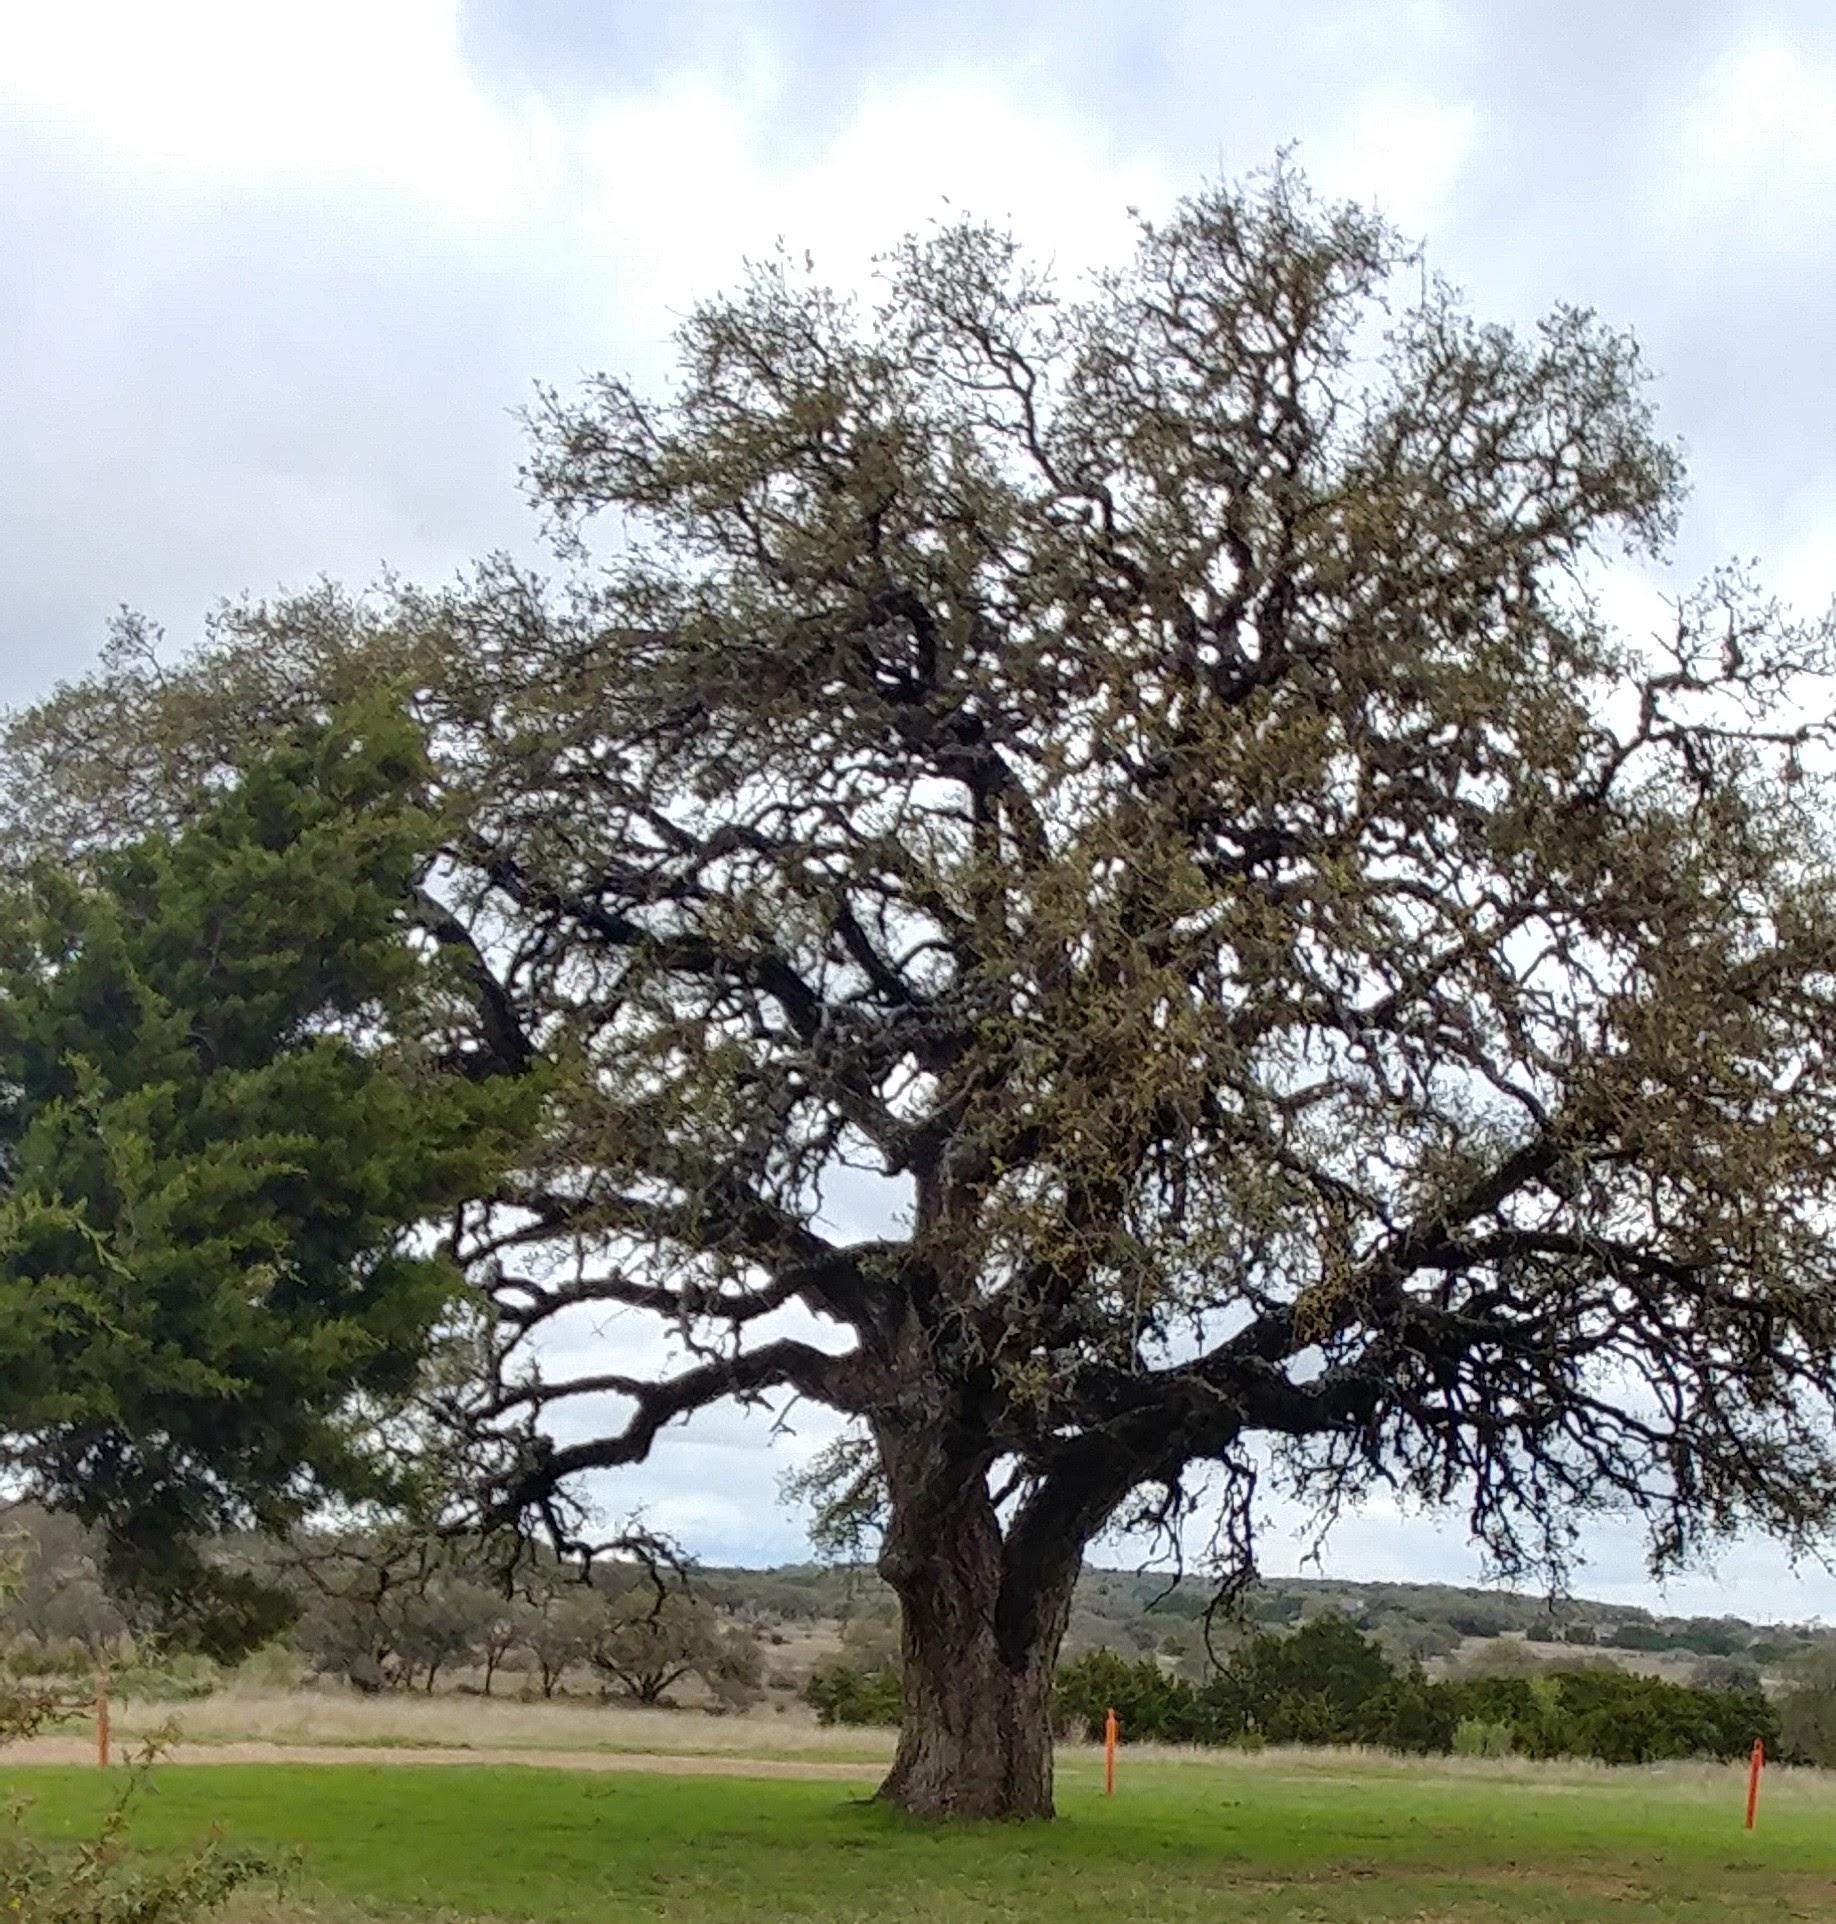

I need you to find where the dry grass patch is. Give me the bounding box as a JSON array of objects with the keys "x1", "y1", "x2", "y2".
[{"x1": 90, "y1": 1687, "x2": 894, "y2": 1760}]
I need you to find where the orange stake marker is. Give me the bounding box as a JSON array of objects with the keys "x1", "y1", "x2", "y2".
[
  {"x1": 1746, "y1": 1737, "x2": 1764, "y2": 1830},
  {"x1": 95, "y1": 1671, "x2": 109, "y2": 1770},
  {"x1": 1104, "y1": 1706, "x2": 1118, "y2": 1797}
]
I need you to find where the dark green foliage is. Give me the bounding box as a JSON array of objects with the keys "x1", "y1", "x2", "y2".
[
  {"x1": 1529, "y1": 1668, "x2": 1777, "y2": 1766},
  {"x1": 1047, "y1": 1613, "x2": 1775, "y2": 1764},
  {"x1": 804, "y1": 1661, "x2": 903, "y2": 1727},
  {"x1": 1352, "y1": 1674, "x2": 1461, "y2": 1755},
  {"x1": 1226, "y1": 1615, "x2": 1397, "y2": 1733},
  {"x1": 1682, "y1": 1622, "x2": 1743, "y2": 1657},
  {"x1": 0, "y1": 708, "x2": 534, "y2": 1621},
  {"x1": 1054, "y1": 1616, "x2": 1423, "y2": 1749},
  {"x1": 1606, "y1": 1622, "x2": 1675, "y2": 1653}
]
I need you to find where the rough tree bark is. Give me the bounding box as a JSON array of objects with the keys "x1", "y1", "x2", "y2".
[
  {"x1": 879, "y1": 1547, "x2": 1068, "y2": 1819},
  {"x1": 873, "y1": 1419, "x2": 1125, "y2": 1818},
  {"x1": 878, "y1": 1502, "x2": 1070, "y2": 1812}
]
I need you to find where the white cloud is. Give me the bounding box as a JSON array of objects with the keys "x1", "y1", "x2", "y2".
[
  {"x1": 2, "y1": 1, "x2": 1173, "y2": 276},
  {"x1": 1310, "y1": 85, "x2": 1479, "y2": 233},
  {"x1": 576, "y1": 70, "x2": 1173, "y2": 318},
  {"x1": 0, "y1": 0, "x2": 556, "y2": 223},
  {"x1": 1591, "y1": 560, "x2": 1682, "y2": 647},
  {"x1": 1774, "y1": 498, "x2": 1836, "y2": 621},
  {"x1": 1664, "y1": 33, "x2": 1836, "y2": 249}
]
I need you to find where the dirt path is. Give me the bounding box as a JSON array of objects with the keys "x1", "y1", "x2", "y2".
[{"x1": 1, "y1": 1737, "x2": 881, "y2": 1781}]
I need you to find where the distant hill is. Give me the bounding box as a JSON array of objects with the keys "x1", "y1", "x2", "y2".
[
  {"x1": 3, "y1": 1496, "x2": 1821, "y2": 1698},
  {"x1": 696, "y1": 1562, "x2": 1827, "y2": 1681}
]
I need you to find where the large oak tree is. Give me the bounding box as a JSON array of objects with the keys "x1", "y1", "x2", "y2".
[{"x1": 10, "y1": 171, "x2": 1836, "y2": 1816}]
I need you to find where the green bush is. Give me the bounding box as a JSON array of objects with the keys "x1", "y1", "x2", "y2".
[
  {"x1": 1056, "y1": 1650, "x2": 1207, "y2": 1743},
  {"x1": 1606, "y1": 1621, "x2": 1673, "y2": 1652},
  {"x1": 109, "y1": 1653, "x2": 221, "y2": 1702},
  {"x1": 1777, "y1": 1649, "x2": 1836, "y2": 1766},
  {"x1": 6, "y1": 1639, "x2": 102, "y2": 1681},
  {"x1": 802, "y1": 1664, "x2": 902, "y2": 1727},
  {"x1": 228, "y1": 1639, "x2": 306, "y2": 1692},
  {"x1": 1054, "y1": 1611, "x2": 1774, "y2": 1766},
  {"x1": 1452, "y1": 1717, "x2": 1515, "y2": 1757},
  {"x1": 1058, "y1": 1618, "x2": 1435, "y2": 1751},
  {"x1": 1355, "y1": 1677, "x2": 1460, "y2": 1754},
  {"x1": 806, "y1": 1611, "x2": 1777, "y2": 1767}
]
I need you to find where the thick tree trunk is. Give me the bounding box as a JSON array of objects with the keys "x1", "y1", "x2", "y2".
[
  {"x1": 877, "y1": 1563, "x2": 1065, "y2": 1820},
  {"x1": 874, "y1": 1432, "x2": 1081, "y2": 1820}
]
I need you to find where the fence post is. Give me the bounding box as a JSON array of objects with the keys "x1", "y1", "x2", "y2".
[
  {"x1": 1104, "y1": 1706, "x2": 1118, "y2": 1796},
  {"x1": 1745, "y1": 1737, "x2": 1764, "y2": 1830}
]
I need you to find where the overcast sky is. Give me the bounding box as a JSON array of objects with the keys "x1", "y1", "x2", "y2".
[{"x1": 5, "y1": 1, "x2": 1836, "y2": 1617}]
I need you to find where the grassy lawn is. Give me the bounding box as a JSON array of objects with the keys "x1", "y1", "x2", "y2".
[{"x1": 4, "y1": 1753, "x2": 1832, "y2": 1922}]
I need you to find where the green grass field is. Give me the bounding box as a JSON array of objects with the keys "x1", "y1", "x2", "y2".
[{"x1": 5, "y1": 1753, "x2": 1832, "y2": 1922}]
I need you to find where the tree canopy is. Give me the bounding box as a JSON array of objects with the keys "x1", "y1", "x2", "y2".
[
  {"x1": 0, "y1": 708, "x2": 530, "y2": 1634},
  {"x1": 6, "y1": 167, "x2": 1836, "y2": 1814}
]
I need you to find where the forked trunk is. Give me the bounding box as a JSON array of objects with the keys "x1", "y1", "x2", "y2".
[
  {"x1": 877, "y1": 1570, "x2": 1063, "y2": 1820},
  {"x1": 874, "y1": 1436, "x2": 1081, "y2": 1821}
]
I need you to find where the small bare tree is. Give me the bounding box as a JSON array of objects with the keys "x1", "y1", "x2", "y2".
[
  {"x1": 585, "y1": 1577, "x2": 759, "y2": 1708},
  {"x1": 521, "y1": 1582, "x2": 604, "y2": 1699}
]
